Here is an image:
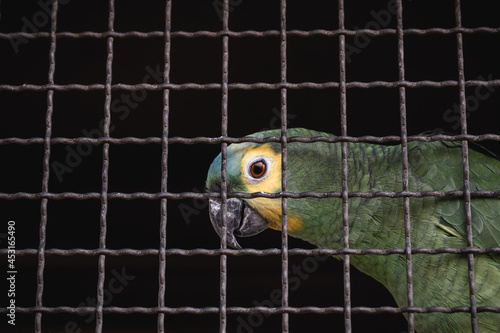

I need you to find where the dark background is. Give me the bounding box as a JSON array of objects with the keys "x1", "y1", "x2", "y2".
[{"x1": 1, "y1": 0, "x2": 499, "y2": 332}]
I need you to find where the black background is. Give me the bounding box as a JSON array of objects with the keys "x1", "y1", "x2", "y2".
[{"x1": 1, "y1": 0, "x2": 499, "y2": 332}]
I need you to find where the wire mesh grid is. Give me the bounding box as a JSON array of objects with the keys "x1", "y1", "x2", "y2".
[{"x1": 1, "y1": 0, "x2": 500, "y2": 332}]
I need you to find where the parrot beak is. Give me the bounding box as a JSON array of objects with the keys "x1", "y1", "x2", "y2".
[{"x1": 209, "y1": 198, "x2": 270, "y2": 249}]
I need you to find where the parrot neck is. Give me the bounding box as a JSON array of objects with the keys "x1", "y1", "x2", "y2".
[
  {"x1": 289, "y1": 141, "x2": 406, "y2": 249},
  {"x1": 288, "y1": 142, "x2": 415, "y2": 301}
]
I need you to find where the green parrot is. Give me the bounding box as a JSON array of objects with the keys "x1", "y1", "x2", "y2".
[{"x1": 206, "y1": 128, "x2": 500, "y2": 333}]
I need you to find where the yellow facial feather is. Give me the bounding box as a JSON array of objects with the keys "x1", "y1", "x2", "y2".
[
  {"x1": 240, "y1": 144, "x2": 304, "y2": 232},
  {"x1": 241, "y1": 144, "x2": 282, "y2": 194}
]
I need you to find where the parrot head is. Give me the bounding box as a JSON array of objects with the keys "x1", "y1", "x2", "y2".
[
  {"x1": 206, "y1": 128, "x2": 338, "y2": 249},
  {"x1": 206, "y1": 137, "x2": 282, "y2": 249}
]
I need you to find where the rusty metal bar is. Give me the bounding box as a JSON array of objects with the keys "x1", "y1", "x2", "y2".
[
  {"x1": 2, "y1": 79, "x2": 500, "y2": 92},
  {"x1": 1, "y1": 189, "x2": 500, "y2": 201},
  {"x1": 157, "y1": 1, "x2": 171, "y2": 332},
  {"x1": 396, "y1": 1, "x2": 415, "y2": 332},
  {"x1": 337, "y1": 0, "x2": 352, "y2": 332},
  {"x1": 35, "y1": 1, "x2": 58, "y2": 331},
  {"x1": 94, "y1": 1, "x2": 115, "y2": 332},
  {"x1": 219, "y1": 0, "x2": 230, "y2": 332},
  {"x1": 1, "y1": 26, "x2": 499, "y2": 41},
  {"x1": 279, "y1": 0, "x2": 289, "y2": 332},
  {"x1": 2, "y1": 133, "x2": 500, "y2": 147},
  {"x1": 454, "y1": 1, "x2": 479, "y2": 332},
  {"x1": 2, "y1": 304, "x2": 499, "y2": 316},
  {"x1": 2, "y1": 246, "x2": 500, "y2": 258}
]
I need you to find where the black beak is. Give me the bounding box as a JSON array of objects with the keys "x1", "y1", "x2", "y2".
[{"x1": 209, "y1": 198, "x2": 270, "y2": 249}]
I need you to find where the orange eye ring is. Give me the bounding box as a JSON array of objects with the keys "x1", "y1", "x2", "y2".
[{"x1": 250, "y1": 161, "x2": 266, "y2": 178}]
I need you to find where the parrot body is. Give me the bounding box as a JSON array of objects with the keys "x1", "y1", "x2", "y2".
[{"x1": 206, "y1": 128, "x2": 500, "y2": 332}]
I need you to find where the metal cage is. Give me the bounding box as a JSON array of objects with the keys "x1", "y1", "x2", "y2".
[{"x1": 1, "y1": 0, "x2": 500, "y2": 332}]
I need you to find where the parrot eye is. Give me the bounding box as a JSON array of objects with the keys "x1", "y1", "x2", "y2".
[
  {"x1": 250, "y1": 161, "x2": 266, "y2": 178},
  {"x1": 244, "y1": 156, "x2": 272, "y2": 183}
]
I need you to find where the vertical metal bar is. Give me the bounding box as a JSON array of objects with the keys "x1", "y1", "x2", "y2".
[
  {"x1": 35, "y1": 0, "x2": 58, "y2": 332},
  {"x1": 158, "y1": 1, "x2": 172, "y2": 332},
  {"x1": 220, "y1": 0, "x2": 230, "y2": 332},
  {"x1": 396, "y1": 1, "x2": 415, "y2": 332},
  {"x1": 96, "y1": 1, "x2": 114, "y2": 332},
  {"x1": 279, "y1": 1, "x2": 289, "y2": 332},
  {"x1": 337, "y1": 1, "x2": 351, "y2": 332},
  {"x1": 454, "y1": 1, "x2": 478, "y2": 332}
]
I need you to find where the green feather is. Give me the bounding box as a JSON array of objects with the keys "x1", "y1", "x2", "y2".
[{"x1": 409, "y1": 140, "x2": 500, "y2": 262}]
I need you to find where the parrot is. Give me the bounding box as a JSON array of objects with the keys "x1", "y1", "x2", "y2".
[{"x1": 205, "y1": 128, "x2": 500, "y2": 333}]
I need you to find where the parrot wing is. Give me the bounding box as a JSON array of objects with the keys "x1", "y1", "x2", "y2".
[{"x1": 409, "y1": 139, "x2": 500, "y2": 261}]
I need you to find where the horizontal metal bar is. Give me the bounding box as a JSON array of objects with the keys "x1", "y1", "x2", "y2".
[
  {"x1": 1, "y1": 190, "x2": 499, "y2": 201},
  {"x1": 1, "y1": 134, "x2": 500, "y2": 147},
  {"x1": 2, "y1": 247, "x2": 499, "y2": 257},
  {"x1": 2, "y1": 79, "x2": 500, "y2": 92},
  {"x1": 0, "y1": 27, "x2": 499, "y2": 40},
  {"x1": 2, "y1": 305, "x2": 499, "y2": 315}
]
